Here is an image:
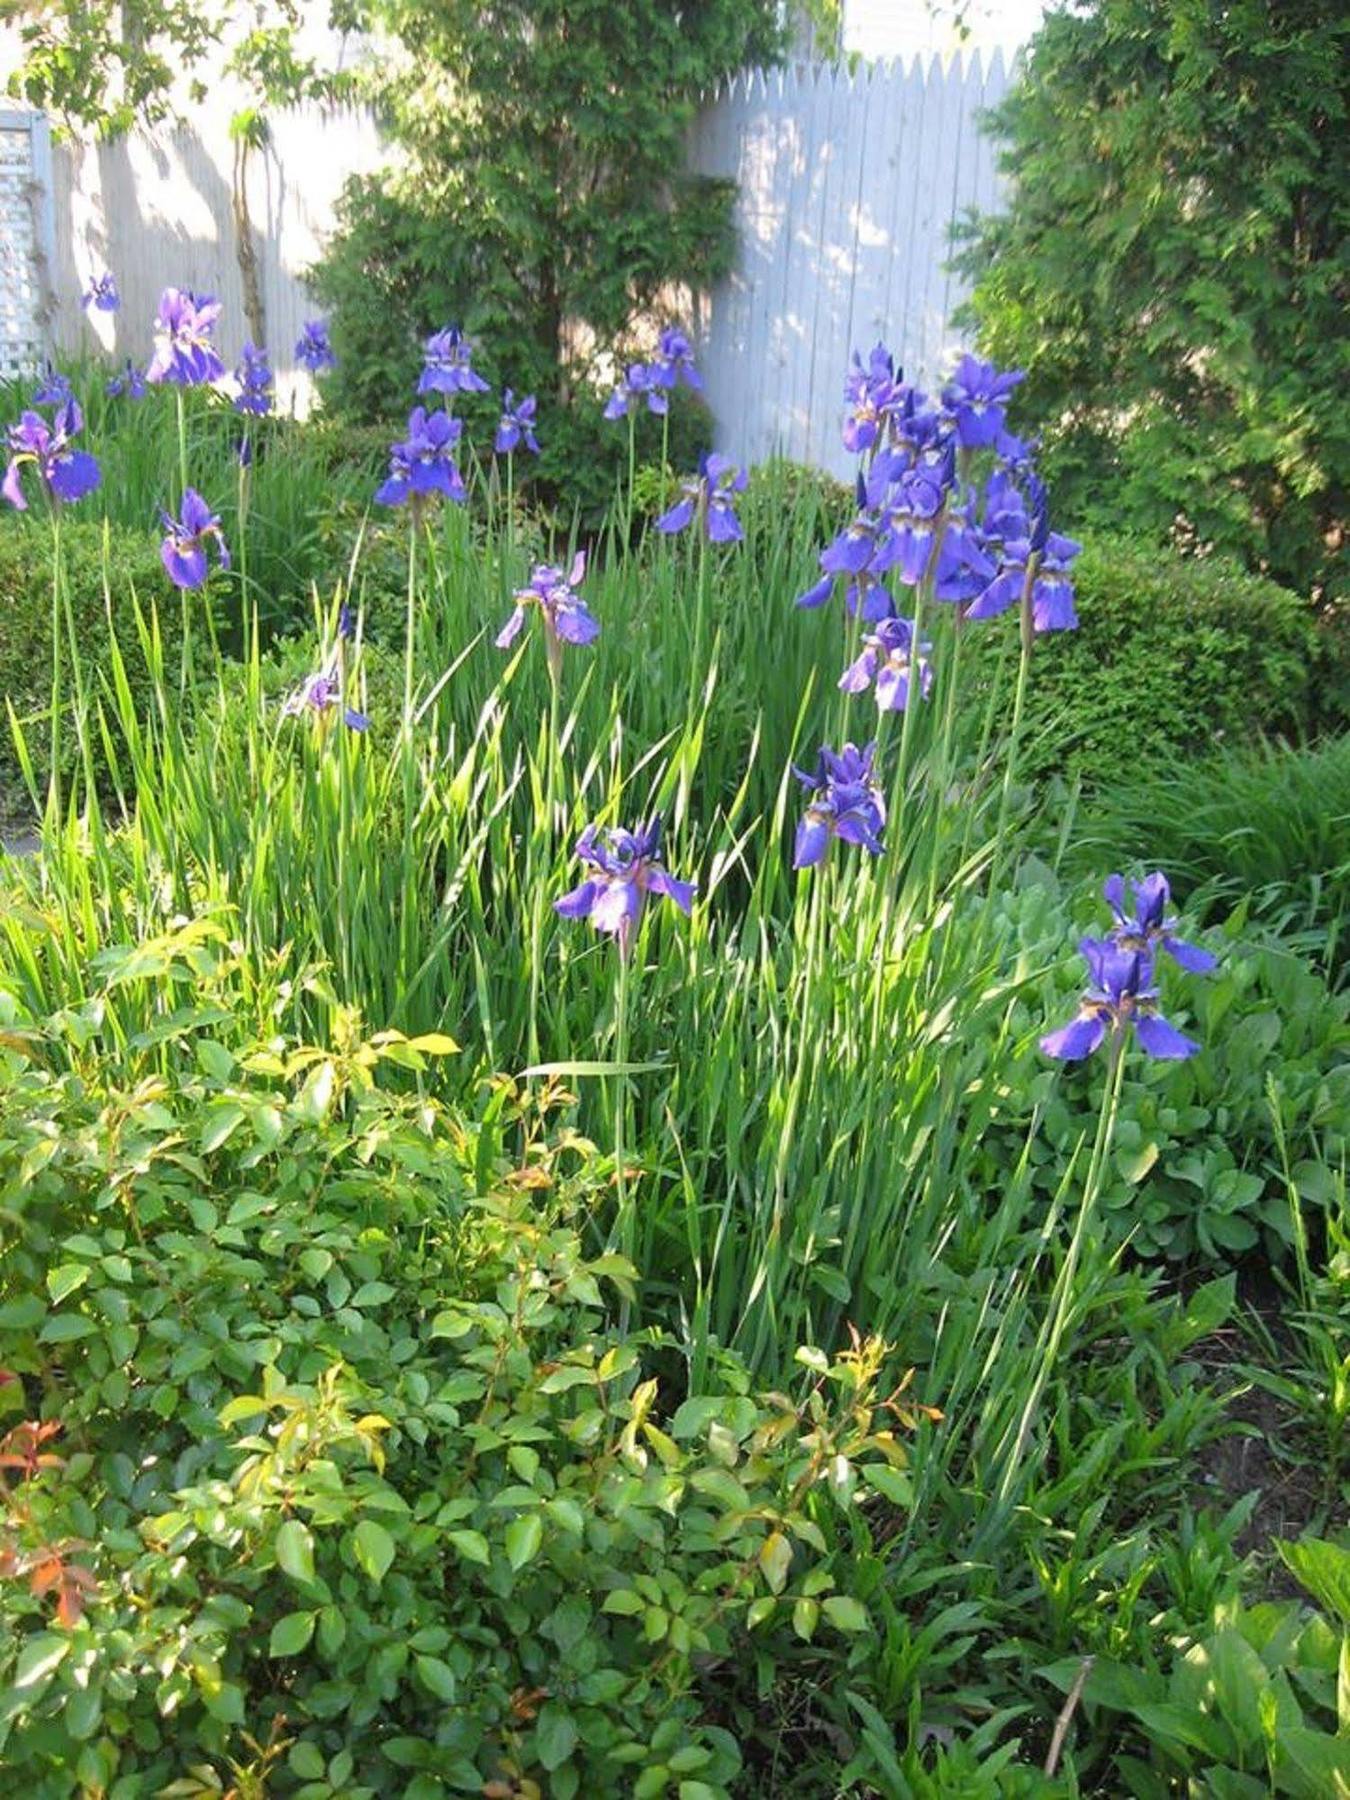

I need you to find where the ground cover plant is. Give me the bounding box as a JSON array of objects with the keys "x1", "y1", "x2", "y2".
[{"x1": 1, "y1": 278, "x2": 1347, "y2": 1795}]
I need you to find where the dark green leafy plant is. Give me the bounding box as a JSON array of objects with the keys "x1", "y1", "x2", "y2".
[
  {"x1": 311, "y1": 0, "x2": 784, "y2": 508},
  {"x1": 996, "y1": 535, "x2": 1339, "y2": 792},
  {"x1": 956, "y1": 0, "x2": 1350, "y2": 600},
  {"x1": 0, "y1": 967, "x2": 921, "y2": 1795},
  {"x1": 0, "y1": 520, "x2": 180, "y2": 807},
  {"x1": 1038, "y1": 1537, "x2": 1350, "y2": 1796}
]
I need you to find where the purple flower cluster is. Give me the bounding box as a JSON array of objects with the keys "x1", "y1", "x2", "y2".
[
  {"x1": 496, "y1": 551, "x2": 599, "y2": 675},
  {"x1": 282, "y1": 667, "x2": 368, "y2": 733},
  {"x1": 82, "y1": 271, "x2": 120, "y2": 314},
  {"x1": 159, "y1": 488, "x2": 230, "y2": 590},
  {"x1": 799, "y1": 344, "x2": 1079, "y2": 703},
  {"x1": 295, "y1": 319, "x2": 336, "y2": 375},
  {"x1": 375, "y1": 407, "x2": 466, "y2": 508},
  {"x1": 792, "y1": 741, "x2": 886, "y2": 868},
  {"x1": 495, "y1": 389, "x2": 539, "y2": 456},
  {"x1": 146, "y1": 288, "x2": 225, "y2": 387},
  {"x1": 604, "y1": 363, "x2": 667, "y2": 422},
  {"x1": 839, "y1": 615, "x2": 933, "y2": 713},
  {"x1": 656, "y1": 453, "x2": 748, "y2": 544},
  {"x1": 106, "y1": 359, "x2": 148, "y2": 402},
  {"x1": 3, "y1": 399, "x2": 101, "y2": 511},
  {"x1": 603, "y1": 327, "x2": 703, "y2": 423},
  {"x1": 556, "y1": 815, "x2": 694, "y2": 958},
  {"x1": 1041, "y1": 872, "x2": 1215, "y2": 1064},
  {"x1": 418, "y1": 326, "x2": 490, "y2": 398},
  {"x1": 232, "y1": 341, "x2": 274, "y2": 418}
]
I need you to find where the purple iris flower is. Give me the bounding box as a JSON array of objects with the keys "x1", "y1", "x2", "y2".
[
  {"x1": 839, "y1": 616, "x2": 933, "y2": 712},
  {"x1": 232, "y1": 341, "x2": 274, "y2": 417},
  {"x1": 495, "y1": 389, "x2": 540, "y2": 455},
  {"x1": 1041, "y1": 939, "x2": 1198, "y2": 1062},
  {"x1": 941, "y1": 353, "x2": 1025, "y2": 451},
  {"x1": 496, "y1": 550, "x2": 599, "y2": 676},
  {"x1": 653, "y1": 327, "x2": 703, "y2": 393},
  {"x1": 31, "y1": 361, "x2": 73, "y2": 407},
  {"x1": 82, "y1": 271, "x2": 120, "y2": 313},
  {"x1": 1104, "y1": 873, "x2": 1217, "y2": 974},
  {"x1": 555, "y1": 815, "x2": 694, "y2": 958},
  {"x1": 3, "y1": 400, "x2": 101, "y2": 511},
  {"x1": 282, "y1": 667, "x2": 368, "y2": 733},
  {"x1": 159, "y1": 488, "x2": 230, "y2": 590},
  {"x1": 106, "y1": 359, "x2": 148, "y2": 401},
  {"x1": 146, "y1": 288, "x2": 225, "y2": 386},
  {"x1": 603, "y1": 363, "x2": 667, "y2": 421},
  {"x1": 933, "y1": 508, "x2": 998, "y2": 607},
  {"x1": 656, "y1": 453, "x2": 748, "y2": 543},
  {"x1": 842, "y1": 343, "x2": 898, "y2": 455},
  {"x1": 792, "y1": 741, "x2": 886, "y2": 869},
  {"x1": 338, "y1": 603, "x2": 355, "y2": 642},
  {"x1": 418, "y1": 326, "x2": 490, "y2": 397},
  {"x1": 295, "y1": 319, "x2": 336, "y2": 374},
  {"x1": 374, "y1": 407, "x2": 466, "y2": 508},
  {"x1": 881, "y1": 467, "x2": 947, "y2": 586},
  {"x1": 966, "y1": 530, "x2": 1082, "y2": 631}
]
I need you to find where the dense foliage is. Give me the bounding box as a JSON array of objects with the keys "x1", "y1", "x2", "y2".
[
  {"x1": 1007, "y1": 535, "x2": 1344, "y2": 790},
  {"x1": 956, "y1": 0, "x2": 1350, "y2": 600},
  {"x1": 2, "y1": 251, "x2": 1347, "y2": 1792},
  {"x1": 311, "y1": 0, "x2": 783, "y2": 504}
]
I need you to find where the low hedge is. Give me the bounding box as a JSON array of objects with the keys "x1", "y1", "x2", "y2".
[
  {"x1": 1011, "y1": 535, "x2": 1345, "y2": 788},
  {"x1": 0, "y1": 519, "x2": 189, "y2": 809}
]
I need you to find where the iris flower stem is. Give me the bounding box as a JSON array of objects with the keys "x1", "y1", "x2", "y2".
[
  {"x1": 612, "y1": 947, "x2": 634, "y2": 1332},
  {"x1": 45, "y1": 505, "x2": 63, "y2": 817},
  {"x1": 237, "y1": 448, "x2": 252, "y2": 660},
  {"x1": 998, "y1": 1030, "x2": 1127, "y2": 1504},
  {"x1": 926, "y1": 610, "x2": 964, "y2": 915},
  {"x1": 526, "y1": 666, "x2": 562, "y2": 1065},
  {"x1": 175, "y1": 388, "x2": 189, "y2": 504},
  {"x1": 398, "y1": 505, "x2": 421, "y2": 994},
  {"x1": 743, "y1": 861, "x2": 827, "y2": 1365},
  {"x1": 990, "y1": 551, "x2": 1041, "y2": 888},
  {"x1": 625, "y1": 413, "x2": 637, "y2": 559}
]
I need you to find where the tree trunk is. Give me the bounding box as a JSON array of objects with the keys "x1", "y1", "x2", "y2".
[{"x1": 232, "y1": 137, "x2": 267, "y2": 349}]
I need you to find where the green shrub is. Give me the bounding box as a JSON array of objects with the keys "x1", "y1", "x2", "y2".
[
  {"x1": 0, "y1": 518, "x2": 182, "y2": 809},
  {"x1": 1064, "y1": 735, "x2": 1350, "y2": 983},
  {"x1": 1010, "y1": 536, "x2": 1336, "y2": 789},
  {"x1": 988, "y1": 871, "x2": 1349, "y2": 1263},
  {"x1": 0, "y1": 961, "x2": 914, "y2": 1795},
  {"x1": 1039, "y1": 1538, "x2": 1350, "y2": 1796}
]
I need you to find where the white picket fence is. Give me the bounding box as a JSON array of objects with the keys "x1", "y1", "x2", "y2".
[
  {"x1": 1, "y1": 52, "x2": 1009, "y2": 453},
  {"x1": 690, "y1": 52, "x2": 1011, "y2": 479}
]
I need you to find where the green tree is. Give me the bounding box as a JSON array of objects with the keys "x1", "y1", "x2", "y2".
[
  {"x1": 956, "y1": 0, "x2": 1349, "y2": 599},
  {"x1": 311, "y1": 0, "x2": 789, "y2": 504}
]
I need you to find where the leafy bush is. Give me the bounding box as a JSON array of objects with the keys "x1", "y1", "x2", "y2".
[
  {"x1": 0, "y1": 519, "x2": 181, "y2": 807},
  {"x1": 1039, "y1": 1537, "x2": 1350, "y2": 1796},
  {"x1": 1005, "y1": 536, "x2": 1337, "y2": 790},
  {"x1": 1064, "y1": 735, "x2": 1350, "y2": 983},
  {"x1": 995, "y1": 874, "x2": 1349, "y2": 1262},
  {"x1": 955, "y1": 0, "x2": 1349, "y2": 600},
  {"x1": 0, "y1": 960, "x2": 920, "y2": 1795}
]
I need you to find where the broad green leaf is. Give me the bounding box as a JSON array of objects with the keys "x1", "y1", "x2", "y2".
[
  {"x1": 46, "y1": 1263, "x2": 89, "y2": 1304},
  {"x1": 352, "y1": 1518, "x2": 395, "y2": 1584},
  {"x1": 534, "y1": 1700, "x2": 579, "y2": 1771},
  {"x1": 274, "y1": 1519, "x2": 315, "y2": 1585},
  {"x1": 822, "y1": 1596, "x2": 871, "y2": 1634},
  {"x1": 14, "y1": 1632, "x2": 71, "y2": 1689},
  {"x1": 269, "y1": 1611, "x2": 316, "y2": 1656},
  {"x1": 447, "y1": 1529, "x2": 491, "y2": 1567},
  {"x1": 505, "y1": 1512, "x2": 543, "y2": 1571},
  {"x1": 758, "y1": 1530, "x2": 792, "y2": 1595}
]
